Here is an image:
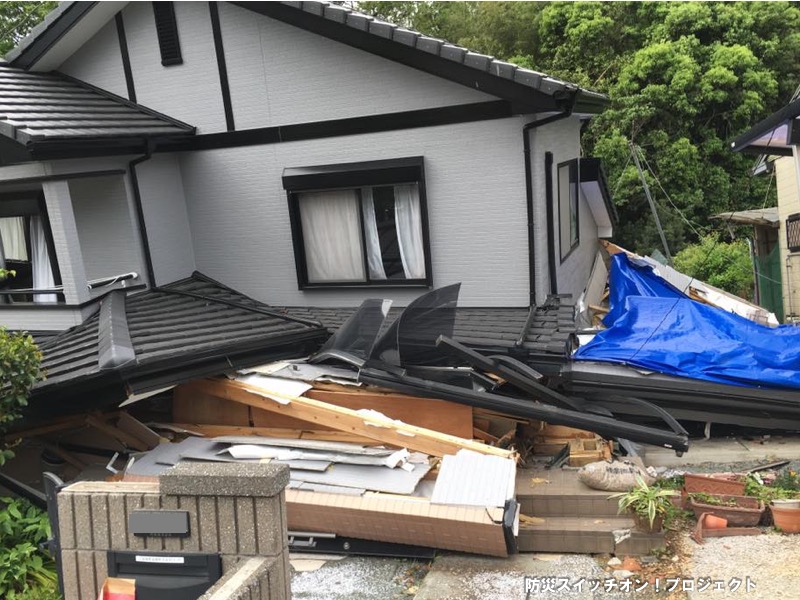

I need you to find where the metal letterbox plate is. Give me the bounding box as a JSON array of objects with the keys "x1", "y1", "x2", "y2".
[{"x1": 129, "y1": 510, "x2": 190, "y2": 538}]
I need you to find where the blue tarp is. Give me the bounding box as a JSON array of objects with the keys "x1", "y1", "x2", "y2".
[{"x1": 574, "y1": 253, "x2": 800, "y2": 389}]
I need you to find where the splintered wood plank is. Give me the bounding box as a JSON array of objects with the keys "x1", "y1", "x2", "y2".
[
  {"x1": 169, "y1": 423, "x2": 379, "y2": 445},
  {"x1": 172, "y1": 384, "x2": 250, "y2": 426},
  {"x1": 189, "y1": 378, "x2": 515, "y2": 459}
]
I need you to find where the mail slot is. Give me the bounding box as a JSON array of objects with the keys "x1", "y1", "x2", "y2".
[{"x1": 107, "y1": 550, "x2": 221, "y2": 600}]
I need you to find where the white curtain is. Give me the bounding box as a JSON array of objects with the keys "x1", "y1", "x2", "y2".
[
  {"x1": 29, "y1": 216, "x2": 57, "y2": 303},
  {"x1": 0, "y1": 217, "x2": 28, "y2": 261},
  {"x1": 360, "y1": 188, "x2": 387, "y2": 280},
  {"x1": 299, "y1": 190, "x2": 365, "y2": 283},
  {"x1": 394, "y1": 184, "x2": 426, "y2": 279}
]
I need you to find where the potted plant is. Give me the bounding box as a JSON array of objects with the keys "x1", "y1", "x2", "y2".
[
  {"x1": 609, "y1": 477, "x2": 675, "y2": 533},
  {"x1": 686, "y1": 493, "x2": 764, "y2": 527},
  {"x1": 768, "y1": 469, "x2": 800, "y2": 532}
]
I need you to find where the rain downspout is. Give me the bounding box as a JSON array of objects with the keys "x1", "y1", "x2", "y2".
[
  {"x1": 522, "y1": 93, "x2": 576, "y2": 306},
  {"x1": 128, "y1": 141, "x2": 156, "y2": 287}
]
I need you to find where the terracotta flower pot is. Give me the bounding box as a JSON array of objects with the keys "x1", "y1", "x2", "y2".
[
  {"x1": 771, "y1": 503, "x2": 800, "y2": 533},
  {"x1": 703, "y1": 514, "x2": 728, "y2": 529}
]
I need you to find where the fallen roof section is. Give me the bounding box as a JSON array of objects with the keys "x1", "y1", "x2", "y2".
[
  {"x1": 711, "y1": 207, "x2": 779, "y2": 228},
  {"x1": 26, "y1": 272, "x2": 328, "y2": 422},
  {"x1": 0, "y1": 63, "x2": 194, "y2": 158}
]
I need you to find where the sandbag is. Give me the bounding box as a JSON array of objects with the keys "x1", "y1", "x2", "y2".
[{"x1": 578, "y1": 459, "x2": 655, "y2": 492}]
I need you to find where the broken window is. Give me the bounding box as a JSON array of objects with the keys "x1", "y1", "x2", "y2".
[
  {"x1": 284, "y1": 158, "x2": 431, "y2": 288},
  {"x1": 558, "y1": 159, "x2": 579, "y2": 260},
  {"x1": 0, "y1": 192, "x2": 61, "y2": 303}
]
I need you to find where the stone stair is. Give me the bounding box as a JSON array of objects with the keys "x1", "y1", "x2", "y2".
[{"x1": 516, "y1": 468, "x2": 666, "y2": 555}]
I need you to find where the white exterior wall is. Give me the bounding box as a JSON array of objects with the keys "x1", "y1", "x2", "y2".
[
  {"x1": 136, "y1": 154, "x2": 196, "y2": 285},
  {"x1": 69, "y1": 175, "x2": 143, "y2": 283},
  {"x1": 218, "y1": 4, "x2": 495, "y2": 130},
  {"x1": 527, "y1": 116, "x2": 587, "y2": 303},
  {"x1": 179, "y1": 117, "x2": 531, "y2": 307},
  {"x1": 122, "y1": 1, "x2": 225, "y2": 132},
  {"x1": 776, "y1": 156, "x2": 800, "y2": 318},
  {"x1": 58, "y1": 19, "x2": 127, "y2": 98}
]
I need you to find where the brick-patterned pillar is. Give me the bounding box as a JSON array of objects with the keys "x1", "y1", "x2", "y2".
[{"x1": 56, "y1": 464, "x2": 290, "y2": 600}]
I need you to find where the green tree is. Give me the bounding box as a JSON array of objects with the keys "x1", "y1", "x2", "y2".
[
  {"x1": 358, "y1": 2, "x2": 800, "y2": 255},
  {"x1": 673, "y1": 234, "x2": 754, "y2": 299},
  {"x1": 0, "y1": 2, "x2": 57, "y2": 57}
]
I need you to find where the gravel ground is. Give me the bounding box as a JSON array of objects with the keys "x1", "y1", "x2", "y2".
[
  {"x1": 687, "y1": 534, "x2": 800, "y2": 599},
  {"x1": 291, "y1": 557, "x2": 427, "y2": 600}
]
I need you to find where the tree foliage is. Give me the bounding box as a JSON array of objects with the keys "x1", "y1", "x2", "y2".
[
  {"x1": 673, "y1": 234, "x2": 754, "y2": 300},
  {"x1": 0, "y1": 2, "x2": 57, "y2": 57},
  {"x1": 359, "y1": 1, "x2": 800, "y2": 255}
]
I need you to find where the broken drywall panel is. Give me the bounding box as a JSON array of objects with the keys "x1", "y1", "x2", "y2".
[
  {"x1": 289, "y1": 462, "x2": 431, "y2": 495},
  {"x1": 235, "y1": 374, "x2": 312, "y2": 403},
  {"x1": 430, "y1": 449, "x2": 516, "y2": 508},
  {"x1": 223, "y1": 444, "x2": 409, "y2": 468}
]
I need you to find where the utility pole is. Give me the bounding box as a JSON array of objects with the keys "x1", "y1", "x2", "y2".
[{"x1": 630, "y1": 142, "x2": 672, "y2": 265}]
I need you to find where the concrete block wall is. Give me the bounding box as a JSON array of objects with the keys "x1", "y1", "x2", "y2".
[{"x1": 56, "y1": 463, "x2": 290, "y2": 600}]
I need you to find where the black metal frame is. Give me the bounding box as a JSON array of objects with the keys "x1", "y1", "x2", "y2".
[
  {"x1": 787, "y1": 213, "x2": 800, "y2": 252},
  {"x1": 545, "y1": 151, "x2": 558, "y2": 294},
  {"x1": 284, "y1": 157, "x2": 433, "y2": 290},
  {"x1": 557, "y1": 158, "x2": 580, "y2": 263}
]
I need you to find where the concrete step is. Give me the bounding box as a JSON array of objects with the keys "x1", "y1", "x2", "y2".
[
  {"x1": 516, "y1": 468, "x2": 621, "y2": 518},
  {"x1": 518, "y1": 516, "x2": 666, "y2": 556}
]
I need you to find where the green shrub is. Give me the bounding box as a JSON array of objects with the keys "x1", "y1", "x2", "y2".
[
  {"x1": 673, "y1": 234, "x2": 754, "y2": 300},
  {"x1": 0, "y1": 325, "x2": 42, "y2": 465},
  {"x1": 0, "y1": 497, "x2": 58, "y2": 599}
]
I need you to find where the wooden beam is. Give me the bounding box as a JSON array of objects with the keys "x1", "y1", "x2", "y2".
[
  {"x1": 5, "y1": 412, "x2": 118, "y2": 442},
  {"x1": 169, "y1": 423, "x2": 379, "y2": 445},
  {"x1": 85, "y1": 414, "x2": 150, "y2": 452},
  {"x1": 191, "y1": 379, "x2": 516, "y2": 459}
]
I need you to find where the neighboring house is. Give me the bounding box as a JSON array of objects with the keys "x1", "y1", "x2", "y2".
[
  {"x1": 0, "y1": 1, "x2": 615, "y2": 411},
  {"x1": 731, "y1": 96, "x2": 800, "y2": 322}
]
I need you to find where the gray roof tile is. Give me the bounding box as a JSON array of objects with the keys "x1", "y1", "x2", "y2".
[{"x1": 0, "y1": 64, "x2": 194, "y2": 145}]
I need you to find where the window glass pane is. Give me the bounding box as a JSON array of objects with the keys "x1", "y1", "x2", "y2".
[
  {"x1": 559, "y1": 162, "x2": 579, "y2": 259},
  {"x1": 299, "y1": 189, "x2": 365, "y2": 283}
]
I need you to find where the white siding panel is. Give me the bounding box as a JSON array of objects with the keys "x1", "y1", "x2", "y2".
[
  {"x1": 179, "y1": 118, "x2": 530, "y2": 307},
  {"x1": 527, "y1": 117, "x2": 585, "y2": 303},
  {"x1": 136, "y1": 154, "x2": 196, "y2": 285},
  {"x1": 0, "y1": 307, "x2": 86, "y2": 332},
  {"x1": 123, "y1": 2, "x2": 225, "y2": 132},
  {"x1": 218, "y1": 3, "x2": 495, "y2": 130},
  {"x1": 58, "y1": 20, "x2": 127, "y2": 98},
  {"x1": 70, "y1": 175, "x2": 142, "y2": 282}
]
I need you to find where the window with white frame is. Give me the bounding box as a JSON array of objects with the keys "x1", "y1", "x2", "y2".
[
  {"x1": 558, "y1": 159, "x2": 579, "y2": 260},
  {"x1": 284, "y1": 157, "x2": 431, "y2": 288}
]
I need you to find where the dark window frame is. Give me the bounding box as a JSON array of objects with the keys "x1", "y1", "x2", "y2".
[
  {"x1": 152, "y1": 2, "x2": 183, "y2": 67},
  {"x1": 0, "y1": 190, "x2": 64, "y2": 304},
  {"x1": 787, "y1": 213, "x2": 800, "y2": 252},
  {"x1": 283, "y1": 157, "x2": 433, "y2": 290},
  {"x1": 557, "y1": 158, "x2": 580, "y2": 263}
]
